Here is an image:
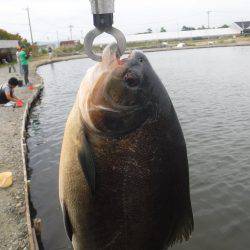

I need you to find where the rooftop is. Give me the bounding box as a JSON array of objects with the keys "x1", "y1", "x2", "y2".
[
  {"x1": 94, "y1": 28, "x2": 240, "y2": 45},
  {"x1": 60, "y1": 40, "x2": 80, "y2": 44},
  {"x1": 234, "y1": 21, "x2": 250, "y2": 30},
  {"x1": 0, "y1": 40, "x2": 19, "y2": 49}
]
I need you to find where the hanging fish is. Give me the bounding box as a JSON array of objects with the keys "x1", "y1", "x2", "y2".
[{"x1": 59, "y1": 44, "x2": 194, "y2": 250}]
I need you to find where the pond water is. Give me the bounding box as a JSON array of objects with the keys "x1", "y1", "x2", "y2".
[{"x1": 27, "y1": 46, "x2": 250, "y2": 250}]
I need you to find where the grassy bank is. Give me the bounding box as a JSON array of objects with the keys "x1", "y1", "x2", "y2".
[
  {"x1": 125, "y1": 35, "x2": 250, "y2": 50},
  {"x1": 33, "y1": 35, "x2": 250, "y2": 59}
]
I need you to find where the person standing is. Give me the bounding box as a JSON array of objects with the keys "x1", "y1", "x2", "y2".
[
  {"x1": 2, "y1": 55, "x2": 16, "y2": 73},
  {"x1": 48, "y1": 47, "x2": 53, "y2": 60},
  {"x1": 16, "y1": 47, "x2": 23, "y2": 75},
  {"x1": 19, "y1": 46, "x2": 30, "y2": 85}
]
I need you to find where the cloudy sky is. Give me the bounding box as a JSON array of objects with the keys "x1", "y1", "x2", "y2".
[{"x1": 1, "y1": 0, "x2": 250, "y2": 42}]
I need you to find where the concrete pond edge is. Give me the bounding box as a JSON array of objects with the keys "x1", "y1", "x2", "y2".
[
  {"x1": 21, "y1": 84, "x2": 43, "y2": 250},
  {"x1": 20, "y1": 55, "x2": 87, "y2": 249},
  {"x1": 19, "y1": 43, "x2": 250, "y2": 249}
]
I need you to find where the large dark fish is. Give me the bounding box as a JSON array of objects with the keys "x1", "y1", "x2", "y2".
[{"x1": 59, "y1": 45, "x2": 193, "y2": 250}]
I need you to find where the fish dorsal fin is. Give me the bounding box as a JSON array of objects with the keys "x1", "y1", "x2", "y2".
[{"x1": 78, "y1": 127, "x2": 96, "y2": 195}]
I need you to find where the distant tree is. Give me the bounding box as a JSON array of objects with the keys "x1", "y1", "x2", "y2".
[
  {"x1": 0, "y1": 28, "x2": 30, "y2": 47},
  {"x1": 197, "y1": 25, "x2": 206, "y2": 30},
  {"x1": 218, "y1": 24, "x2": 229, "y2": 29},
  {"x1": 0, "y1": 28, "x2": 22, "y2": 40},
  {"x1": 147, "y1": 28, "x2": 153, "y2": 33},
  {"x1": 160, "y1": 27, "x2": 167, "y2": 33},
  {"x1": 21, "y1": 39, "x2": 31, "y2": 48},
  {"x1": 181, "y1": 26, "x2": 196, "y2": 31}
]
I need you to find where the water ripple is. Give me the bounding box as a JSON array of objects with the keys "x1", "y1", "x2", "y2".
[{"x1": 27, "y1": 47, "x2": 250, "y2": 250}]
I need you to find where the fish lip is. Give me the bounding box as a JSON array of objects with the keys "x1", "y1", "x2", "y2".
[
  {"x1": 117, "y1": 50, "x2": 144, "y2": 65},
  {"x1": 129, "y1": 50, "x2": 145, "y2": 59},
  {"x1": 102, "y1": 90, "x2": 143, "y2": 112},
  {"x1": 89, "y1": 103, "x2": 144, "y2": 113},
  {"x1": 117, "y1": 57, "x2": 128, "y2": 65},
  {"x1": 88, "y1": 104, "x2": 120, "y2": 113},
  {"x1": 88, "y1": 49, "x2": 146, "y2": 114}
]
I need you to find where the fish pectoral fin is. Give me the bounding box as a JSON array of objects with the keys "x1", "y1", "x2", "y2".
[
  {"x1": 78, "y1": 129, "x2": 96, "y2": 195},
  {"x1": 62, "y1": 202, "x2": 73, "y2": 241}
]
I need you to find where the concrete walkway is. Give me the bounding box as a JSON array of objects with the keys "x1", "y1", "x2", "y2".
[
  {"x1": 0, "y1": 55, "x2": 87, "y2": 249},
  {"x1": 0, "y1": 65, "x2": 33, "y2": 249}
]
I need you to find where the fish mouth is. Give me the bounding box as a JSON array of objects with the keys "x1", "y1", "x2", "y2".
[
  {"x1": 89, "y1": 90, "x2": 144, "y2": 114},
  {"x1": 117, "y1": 57, "x2": 128, "y2": 65},
  {"x1": 128, "y1": 49, "x2": 144, "y2": 58},
  {"x1": 117, "y1": 50, "x2": 144, "y2": 65},
  {"x1": 84, "y1": 45, "x2": 151, "y2": 136},
  {"x1": 90, "y1": 44, "x2": 147, "y2": 109},
  {"x1": 102, "y1": 43, "x2": 145, "y2": 67}
]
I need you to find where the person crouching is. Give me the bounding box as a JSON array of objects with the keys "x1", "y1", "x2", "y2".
[{"x1": 0, "y1": 77, "x2": 23, "y2": 105}]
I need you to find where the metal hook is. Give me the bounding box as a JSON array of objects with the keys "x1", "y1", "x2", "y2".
[{"x1": 84, "y1": 27, "x2": 126, "y2": 62}]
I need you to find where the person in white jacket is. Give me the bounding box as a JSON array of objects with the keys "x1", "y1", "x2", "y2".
[{"x1": 16, "y1": 47, "x2": 23, "y2": 75}]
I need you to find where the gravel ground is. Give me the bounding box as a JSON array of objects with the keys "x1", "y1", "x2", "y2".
[
  {"x1": 0, "y1": 55, "x2": 86, "y2": 250},
  {"x1": 0, "y1": 65, "x2": 34, "y2": 249}
]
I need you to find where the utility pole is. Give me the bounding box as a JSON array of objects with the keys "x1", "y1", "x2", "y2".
[
  {"x1": 206, "y1": 11, "x2": 213, "y2": 44},
  {"x1": 25, "y1": 7, "x2": 34, "y2": 44},
  {"x1": 56, "y1": 31, "x2": 60, "y2": 47},
  {"x1": 207, "y1": 11, "x2": 211, "y2": 29},
  {"x1": 176, "y1": 23, "x2": 180, "y2": 40},
  {"x1": 69, "y1": 25, "x2": 73, "y2": 40}
]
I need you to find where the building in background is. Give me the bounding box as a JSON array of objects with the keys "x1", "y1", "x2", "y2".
[
  {"x1": 0, "y1": 40, "x2": 19, "y2": 63},
  {"x1": 60, "y1": 40, "x2": 80, "y2": 48},
  {"x1": 93, "y1": 27, "x2": 241, "y2": 45},
  {"x1": 234, "y1": 21, "x2": 250, "y2": 35},
  {"x1": 37, "y1": 43, "x2": 56, "y2": 54}
]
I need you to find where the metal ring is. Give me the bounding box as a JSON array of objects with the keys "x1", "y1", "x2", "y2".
[
  {"x1": 84, "y1": 27, "x2": 126, "y2": 62},
  {"x1": 106, "y1": 27, "x2": 126, "y2": 58}
]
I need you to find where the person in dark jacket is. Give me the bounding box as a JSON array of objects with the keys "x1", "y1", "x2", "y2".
[
  {"x1": 2, "y1": 56, "x2": 16, "y2": 74},
  {"x1": 48, "y1": 47, "x2": 53, "y2": 60},
  {"x1": 0, "y1": 77, "x2": 22, "y2": 105}
]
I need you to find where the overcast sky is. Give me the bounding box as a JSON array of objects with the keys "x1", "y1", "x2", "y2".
[{"x1": 1, "y1": 0, "x2": 250, "y2": 42}]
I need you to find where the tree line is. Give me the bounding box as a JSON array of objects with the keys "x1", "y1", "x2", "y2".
[
  {"x1": 138, "y1": 24, "x2": 230, "y2": 34},
  {"x1": 0, "y1": 28, "x2": 30, "y2": 47},
  {"x1": 181, "y1": 24, "x2": 229, "y2": 31}
]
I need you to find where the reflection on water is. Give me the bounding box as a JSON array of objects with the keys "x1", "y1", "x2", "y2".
[{"x1": 27, "y1": 47, "x2": 250, "y2": 250}]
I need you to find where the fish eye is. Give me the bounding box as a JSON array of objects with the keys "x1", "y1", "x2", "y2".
[
  {"x1": 124, "y1": 72, "x2": 139, "y2": 88},
  {"x1": 138, "y1": 57, "x2": 144, "y2": 63}
]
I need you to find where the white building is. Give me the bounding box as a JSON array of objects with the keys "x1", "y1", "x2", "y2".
[
  {"x1": 0, "y1": 40, "x2": 19, "y2": 62},
  {"x1": 93, "y1": 28, "x2": 241, "y2": 45}
]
